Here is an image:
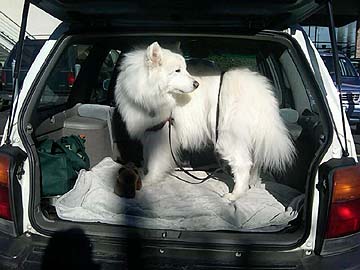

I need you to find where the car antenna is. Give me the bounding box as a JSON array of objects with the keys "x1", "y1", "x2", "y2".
[
  {"x1": 327, "y1": 0, "x2": 349, "y2": 157},
  {"x1": 4, "y1": 0, "x2": 30, "y2": 145}
]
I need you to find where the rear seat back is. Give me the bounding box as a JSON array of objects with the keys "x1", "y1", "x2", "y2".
[
  {"x1": 36, "y1": 104, "x2": 114, "y2": 167},
  {"x1": 35, "y1": 103, "x2": 143, "y2": 167},
  {"x1": 68, "y1": 104, "x2": 114, "y2": 167}
]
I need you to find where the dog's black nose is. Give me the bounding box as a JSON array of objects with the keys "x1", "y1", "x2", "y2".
[{"x1": 193, "y1": 81, "x2": 199, "y2": 89}]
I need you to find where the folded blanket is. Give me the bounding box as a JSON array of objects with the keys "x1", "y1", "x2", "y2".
[{"x1": 55, "y1": 157, "x2": 301, "y2": 231}]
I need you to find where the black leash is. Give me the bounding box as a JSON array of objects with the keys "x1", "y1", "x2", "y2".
[
  {"x1": 167, "y1": 72, "x2": 227, "y2": 184},
  {"x1": 168, "y1": 117, "x2": 223, "y2": 183},
  {"x1": 146, "y1": 116, "x2": 173, "y2": 132},
  {"x1": 215, "y1": 72, "x2": 225, "y2": 142}
]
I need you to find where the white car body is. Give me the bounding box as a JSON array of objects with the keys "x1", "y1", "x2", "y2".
[{"x1": 1, "y1": 27, "x2": 357, "y2": 257}]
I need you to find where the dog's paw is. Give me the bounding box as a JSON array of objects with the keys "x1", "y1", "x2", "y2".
[{"x1": 223, "y1": 192, "x2": 241, "y2": 201}]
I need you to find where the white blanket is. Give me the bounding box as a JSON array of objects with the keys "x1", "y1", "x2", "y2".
[{"x1": 55, "y1": 157, "x2": 300, "y2": 231}]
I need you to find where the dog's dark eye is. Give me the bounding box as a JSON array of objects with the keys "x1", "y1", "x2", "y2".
[{"x1": 175, "y1": 69, "x2": 181, "y2": 73}]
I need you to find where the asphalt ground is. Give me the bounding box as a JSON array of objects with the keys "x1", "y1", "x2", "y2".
[{"x1": 0, "y1": 107, "x2": 359, "y2": 156}]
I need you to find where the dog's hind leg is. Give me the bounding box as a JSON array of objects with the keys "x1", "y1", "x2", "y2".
[
  {"x1": 217, "y1": 138, "x2": 252, "y2": 201},
  {"x1": 223, "y1": 160, "x2": 252, "y2": 201},
  {"x1": 249, "y1": 166, "x2": 261, "y2": 187}
]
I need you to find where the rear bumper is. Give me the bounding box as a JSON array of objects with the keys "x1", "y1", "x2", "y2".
[
  {"x1": 1, "y1": 231, "x2": 360, "y2": 269},
  {"x1": 302, "y1": 247, "x2": 360, "y2": 270}
]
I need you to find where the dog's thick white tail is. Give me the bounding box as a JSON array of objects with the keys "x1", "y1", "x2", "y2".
[
  {"x1": 253, "y1": 113, "x2": 296, "y2": 172},
  {"x1": 220, "y1": 69, "x2": 296, "y2": 173},
  {"x1": 251, "y1": 82, "x2": 296, "y2": 172}
]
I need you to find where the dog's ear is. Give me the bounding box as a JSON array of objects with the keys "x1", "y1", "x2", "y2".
[{"x1": 147, "y1": 42, "x2": 162, "y2": 66}]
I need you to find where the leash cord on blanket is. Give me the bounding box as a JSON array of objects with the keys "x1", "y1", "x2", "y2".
[
  {"x1": 168, "y1": 118, "x2": 225, "y2": 183},
  {"x1": 167, "y1": 72, "x2": 229, "y2": 184}
]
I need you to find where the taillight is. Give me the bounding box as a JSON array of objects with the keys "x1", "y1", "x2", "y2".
[
  {"x1": 0, "y1": 154, "x2": 11, "y2": 220},
  {"x1": 67, "y1": 72, "x2": 75, "y2": 87},
  {"x1": 326, "y1": 165, "x2": 360, "y2": 238},
  {"x1": 0, "y1": 187, "x2": 11, "y2": 220}
]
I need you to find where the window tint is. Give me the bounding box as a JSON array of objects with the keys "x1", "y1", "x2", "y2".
[
  {"x1": 322, "y1": 56, "x2": 334, "y2": 73},
  {"x1": 38, "y1": 44, "x2": 92, "y2": 108},
  {"x1": 339, "y1": 58, "x2": 357, "y2": 77},
  {"x1": 322, "y1": 56, "x2": 357, "y2": 77},
  {"x1": 208, "y1": 54, "x2": 258, "y2": 71},
  {"x1": 21, "y1": 43, "x2": 44, "y2": 68},
  {"x1": 2, "y1": 41, "x2": 45, "y2": 92},
  {"x1": 89, "y1": 49, "x2": 120, "y2": 104}
]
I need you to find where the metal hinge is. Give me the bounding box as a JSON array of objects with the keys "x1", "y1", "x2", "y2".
[
  {"x1": 25, "y1": 123, "x2": 33, "y2": 134},
  {"x1": 16, "y1": 162, "x2": 25, "y2": 181}
]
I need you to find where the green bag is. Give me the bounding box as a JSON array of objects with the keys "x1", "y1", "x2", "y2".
[{"x1": 37, "y1": 135, "x2": 90, "y2": 196}]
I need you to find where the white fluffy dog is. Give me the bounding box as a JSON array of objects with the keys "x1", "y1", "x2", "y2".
[{"x1": 115, "y1": 42, "x2": 295, "y2": 201}]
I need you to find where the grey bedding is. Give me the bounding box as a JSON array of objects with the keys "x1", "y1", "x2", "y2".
[{"x1": 55, "y1": 157, "x2": 302, "y2": 231}]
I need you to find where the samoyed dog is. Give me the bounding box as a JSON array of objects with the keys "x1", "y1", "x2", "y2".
[{"x1": 115, "y1": 42, "x2": 295, "y2": 201}]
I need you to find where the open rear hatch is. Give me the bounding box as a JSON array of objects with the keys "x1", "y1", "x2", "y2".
[{"x1": 31, "y1": 0, "x2": 327, "y2": 31}]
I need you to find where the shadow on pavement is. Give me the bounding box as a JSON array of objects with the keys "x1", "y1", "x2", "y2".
[{"x1": 41, "y1": 228, "x2": 100, "y2": 270}]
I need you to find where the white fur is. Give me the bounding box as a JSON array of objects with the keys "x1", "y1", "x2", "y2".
[{"x1": 115, "y1": 42, "x2": 296, "y2": 201}]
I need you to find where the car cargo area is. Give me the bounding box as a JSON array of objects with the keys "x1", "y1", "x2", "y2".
[{"x1": 21, "y1": 33, "x2": 330, "y2": 246}]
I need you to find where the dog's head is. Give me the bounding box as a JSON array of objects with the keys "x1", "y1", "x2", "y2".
[
  {"x1": 146, "y1": 42, "x2": 199, "y2": 95},
  {"x1": 116, "y1": 42, "x2": 199, "y2": 118}
]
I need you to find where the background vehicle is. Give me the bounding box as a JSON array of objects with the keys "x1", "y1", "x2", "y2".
[
  {"x1": 321, "y1": 52, "x2": 360, "y2": 132},
  {"x1": 0, "y1": 1, "x2": 359, "y2": 269},
  {"x1": 0, "y1": 39, "x2": 45, "y2": 109},
  {"x1": 351, "y1": 58, "x2": 360, "y2": 73}
]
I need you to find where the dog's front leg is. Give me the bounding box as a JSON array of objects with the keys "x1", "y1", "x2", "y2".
[{"x1": 141, "y1": 127, "x2": 176, "y2": 186}]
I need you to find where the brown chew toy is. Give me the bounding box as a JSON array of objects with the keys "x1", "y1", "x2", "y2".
[{"x1": 114, "y1": 163, "x2": 142, "y2": 198}]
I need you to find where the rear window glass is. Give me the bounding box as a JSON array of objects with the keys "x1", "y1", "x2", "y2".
[
  {"x1": 322, "y1": 56, "x2": 358, "y2": 77},
  {"x1": 208, "y1": 54, "x2": 258, "y2": 71},
  {"x1": 21, "y1": 44, "x2": 43, "y2": 68},
  {"x1": 36, "y1": 37, "x2": 289, "y2": 113},
  {"x1": 2, "y1": 41, "x2": 45, "y2": 92},
  {"x1": 90, "y1": 49, "x2": 120, "y2": 104},
  {"x1": 38, "y1": 44, "x2": 92, "y2": 109}
]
